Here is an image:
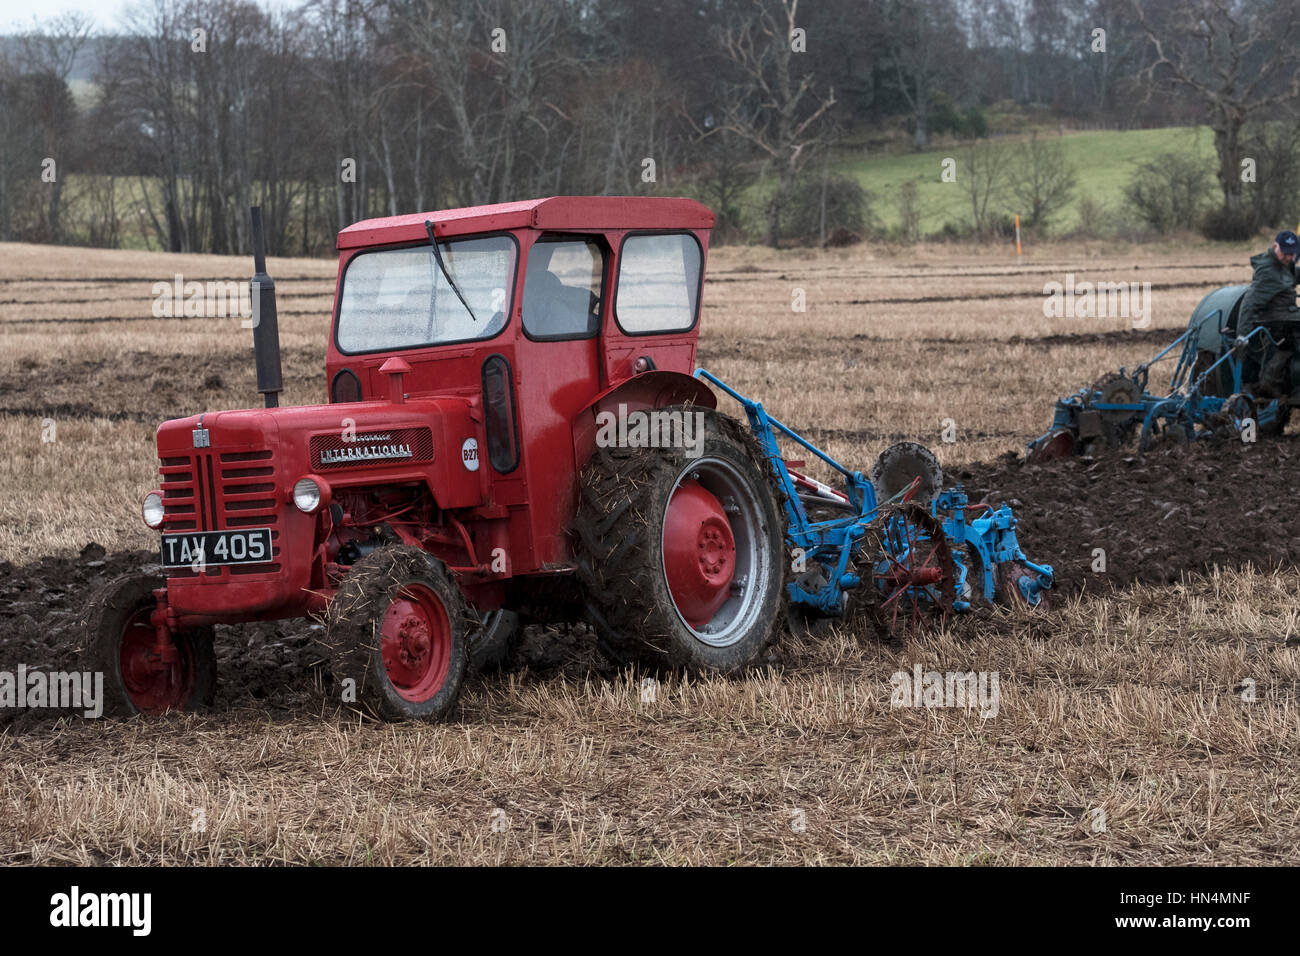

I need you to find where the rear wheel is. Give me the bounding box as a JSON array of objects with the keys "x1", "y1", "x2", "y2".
[
  {"x1": 325, "y1": 546, "x2": 468, "y2": 721},
  {"x1": 574, "y1": 409, "x2": 787, "y2": 673},
  {"x1": 86, "y1": 573, "x2": 215, "y2": 716}
]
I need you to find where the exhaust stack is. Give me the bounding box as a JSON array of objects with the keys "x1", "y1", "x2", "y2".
[{"x1": 249, "y1": 206, "x2": 283, "y2": 409}]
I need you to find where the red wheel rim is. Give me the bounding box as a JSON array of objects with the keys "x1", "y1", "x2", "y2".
[
  {"x1": 380, "y1": 584, "x2": 452, "y2": 702},
  {"x1": 118, "y1": 608, "x2": 195, "y2": 713},
  {"x1": 662, "y1": 479, "x2": 736, "y2": 629}
]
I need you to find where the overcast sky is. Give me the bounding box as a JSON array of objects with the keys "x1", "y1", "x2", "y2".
[
  {"x1": 1, "y1": 0, "x2": 297, "y2": 34},
  {"x1": 2, "y1": 0, "x2": 133, "y2": 32}
]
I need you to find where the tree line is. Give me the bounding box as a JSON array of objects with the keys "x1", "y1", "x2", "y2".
[{"x1": 0, "y1": 0, "x2": 1296, "y2": 254}]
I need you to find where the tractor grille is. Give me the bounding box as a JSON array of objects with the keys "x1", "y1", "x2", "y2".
[
  {"x1": 309, "y1": 426, "x2": 434, "y2": 470},
  {"x1": 159, "y1": 449, "x2": 282, "y2": 576}
]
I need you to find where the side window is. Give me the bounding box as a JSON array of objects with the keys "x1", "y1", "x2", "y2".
[
  {"x1": 615, "y1": 233, "x2": 702, "y2": 334},
  {"x1": 522, "y1": 238, "x2": 604, "y2": 340}
]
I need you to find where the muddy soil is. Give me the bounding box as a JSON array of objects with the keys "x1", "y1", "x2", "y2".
[
  {"x1": 0, "y1": 544, "x2": 607, "y2": 734},
  {"x1": 0, "y1": 349, "x2": 324, "y2": 424},
  {"x1": 3, "y1": 435, "x2": 1297, "y2": 733},
  {"x1": 956, "y1": 435, "x2": 1300, "y2": 592}
]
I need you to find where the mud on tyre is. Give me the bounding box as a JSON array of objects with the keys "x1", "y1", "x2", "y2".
[
  {"x1": 324, "y1": 545, "x2": 469, "y2": 721},
  {"x1": 85, "y1": 572, "x2": 216, "y2": 716},
  {"x1": 573, "y1": 407, "x2": 787, "y2": 673}
]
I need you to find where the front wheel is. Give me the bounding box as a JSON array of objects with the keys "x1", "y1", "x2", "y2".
[
  {"x1": 85, "y1": 572, "x2": 216, "y2": 716},
  {"x1": 325, "y1": 546, "x2": 468, "y2": 721},
  {"x1": 470, "y1": 608, "x2": 519, "y2": 671},
  {"x1": 574, "y1": 409, "x2": 787, "y2": 673}
]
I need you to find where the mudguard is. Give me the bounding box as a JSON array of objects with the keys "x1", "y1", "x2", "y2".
[
  {"x1": 1187, "y1": 284, "x2": 1249, "y2": 358},
  {"x1": 571, "y1": 370, "x2": 718, "y2": 466}
]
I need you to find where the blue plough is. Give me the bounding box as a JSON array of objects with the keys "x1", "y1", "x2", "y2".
[
  {"x1": 1028, "y1": 321, "x2": 1288, "y2": 461},
  {"x1": 696, "y1": 368, "x2": 1054, "y2": 633}
]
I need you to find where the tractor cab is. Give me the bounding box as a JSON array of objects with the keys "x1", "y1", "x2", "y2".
[
  {"x1": 326, "y1": 197, "x2": 711, "y2": 400},
  {"x1": 323, "y1": 197, "x2": 716, "y2": 569}
]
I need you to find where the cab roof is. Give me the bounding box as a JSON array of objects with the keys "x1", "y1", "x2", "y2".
[{"x1": 337, "y1": 196, "x2": 715, "y2": 249}]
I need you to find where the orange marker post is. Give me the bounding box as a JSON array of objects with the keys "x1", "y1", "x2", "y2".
[{"x1": 1015, "y1": 214, "x2": 1022, "y2": 258}]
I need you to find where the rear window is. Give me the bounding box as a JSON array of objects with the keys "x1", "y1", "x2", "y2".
[
  {"x1": 336, "y1": 235, "x2": 516, "y2": 354},
  {"x1": 614, "y1": 233, "x2": 702, "y2": 334}
]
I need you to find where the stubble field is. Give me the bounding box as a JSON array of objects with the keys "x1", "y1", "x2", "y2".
[{"x1": 1, "y1": 236, "x2": 1298, "y2": 865}]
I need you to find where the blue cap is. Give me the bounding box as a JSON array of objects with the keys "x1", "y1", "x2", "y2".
[{"x1": 1277, "y1": 230, "x2": 1299, "y2": 254}]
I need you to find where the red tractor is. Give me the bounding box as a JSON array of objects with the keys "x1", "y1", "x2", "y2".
[{"x1": 88, "y1": 197, "x2": 792, "y2": 720}]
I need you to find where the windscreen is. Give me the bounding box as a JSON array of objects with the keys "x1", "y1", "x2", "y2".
[{"x1": 336, "y1": 235, "x2": 516, "y2": 353}]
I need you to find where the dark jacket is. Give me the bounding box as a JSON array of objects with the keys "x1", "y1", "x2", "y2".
[{"x1": 1239, "y1": 249, "x2": 1300, "y2": 336}]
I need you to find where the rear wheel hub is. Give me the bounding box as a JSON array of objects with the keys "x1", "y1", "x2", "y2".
[{"x1": 664, "y1": 479, "x2": 736, "y2": 629}]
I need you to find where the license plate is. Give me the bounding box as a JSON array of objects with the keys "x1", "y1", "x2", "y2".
[{"x1": 160, "y1": 528, "x2": 273, "y2": 569}]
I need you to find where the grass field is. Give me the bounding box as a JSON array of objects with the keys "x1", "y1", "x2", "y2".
[
  {"x1": 829, "y1": 125, "x2": 1217, "y2": 236},
  {"x1": 2, "y1": 235, "x2": 1299, "y2": 865}
]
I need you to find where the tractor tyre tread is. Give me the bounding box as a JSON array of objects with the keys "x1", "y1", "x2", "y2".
[
  {"x1": 322, "y1": 545, "x2": 469, "y2": 721},
  {"x1": 84, "y1": 571, "x2": 215, "y2": 717},
  {"x1": 572, "y1": 408, "x2": 788, "y2": 674}
]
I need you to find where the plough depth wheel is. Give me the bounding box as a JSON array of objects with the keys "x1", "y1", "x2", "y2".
[
  {"x1": 871, "y1": 503, "x2": 957, "y2": 637},
  {"x1": 1093, "y1": 374, "x2": 1141, "y2": 449},
  {"x1": 870, "y1": 442, "x2": 943, "y2": 503}
]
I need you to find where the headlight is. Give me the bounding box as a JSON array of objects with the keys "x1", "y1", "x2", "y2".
[
  {"x1": 142, "y1": 491, "x2": 164, "y2": 529},
  {"x1": 293, "y1": 476, "x2": 324, "y2": 513}
]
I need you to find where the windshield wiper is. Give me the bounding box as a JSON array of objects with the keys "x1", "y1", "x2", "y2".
[{"x1": 424, "y1": 220, "x2": 479, "y2": 324}]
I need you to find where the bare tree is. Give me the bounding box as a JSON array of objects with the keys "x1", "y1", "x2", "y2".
[
  {"x1": 961, "y1": 141, "x2": 1010, "y2": 235},
  {"x1": 1133, "y1": 0, "x2": 1300, "y2": 222},
  {"x1": 713, "y1": 0, "x2": 837, "y2": 246},
  {"x1": 17, "y1": 11, "x2": 93, "y2": 242},
  {"x1": 398, "y1": 0, "x2": 571, "y2": 206},
  {"x1": 1007, "y1": 133, "x2": 1076, "y2": 229},
  {"x1": 881, "y1": 0, "x2": 957, "y2": 150}
]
